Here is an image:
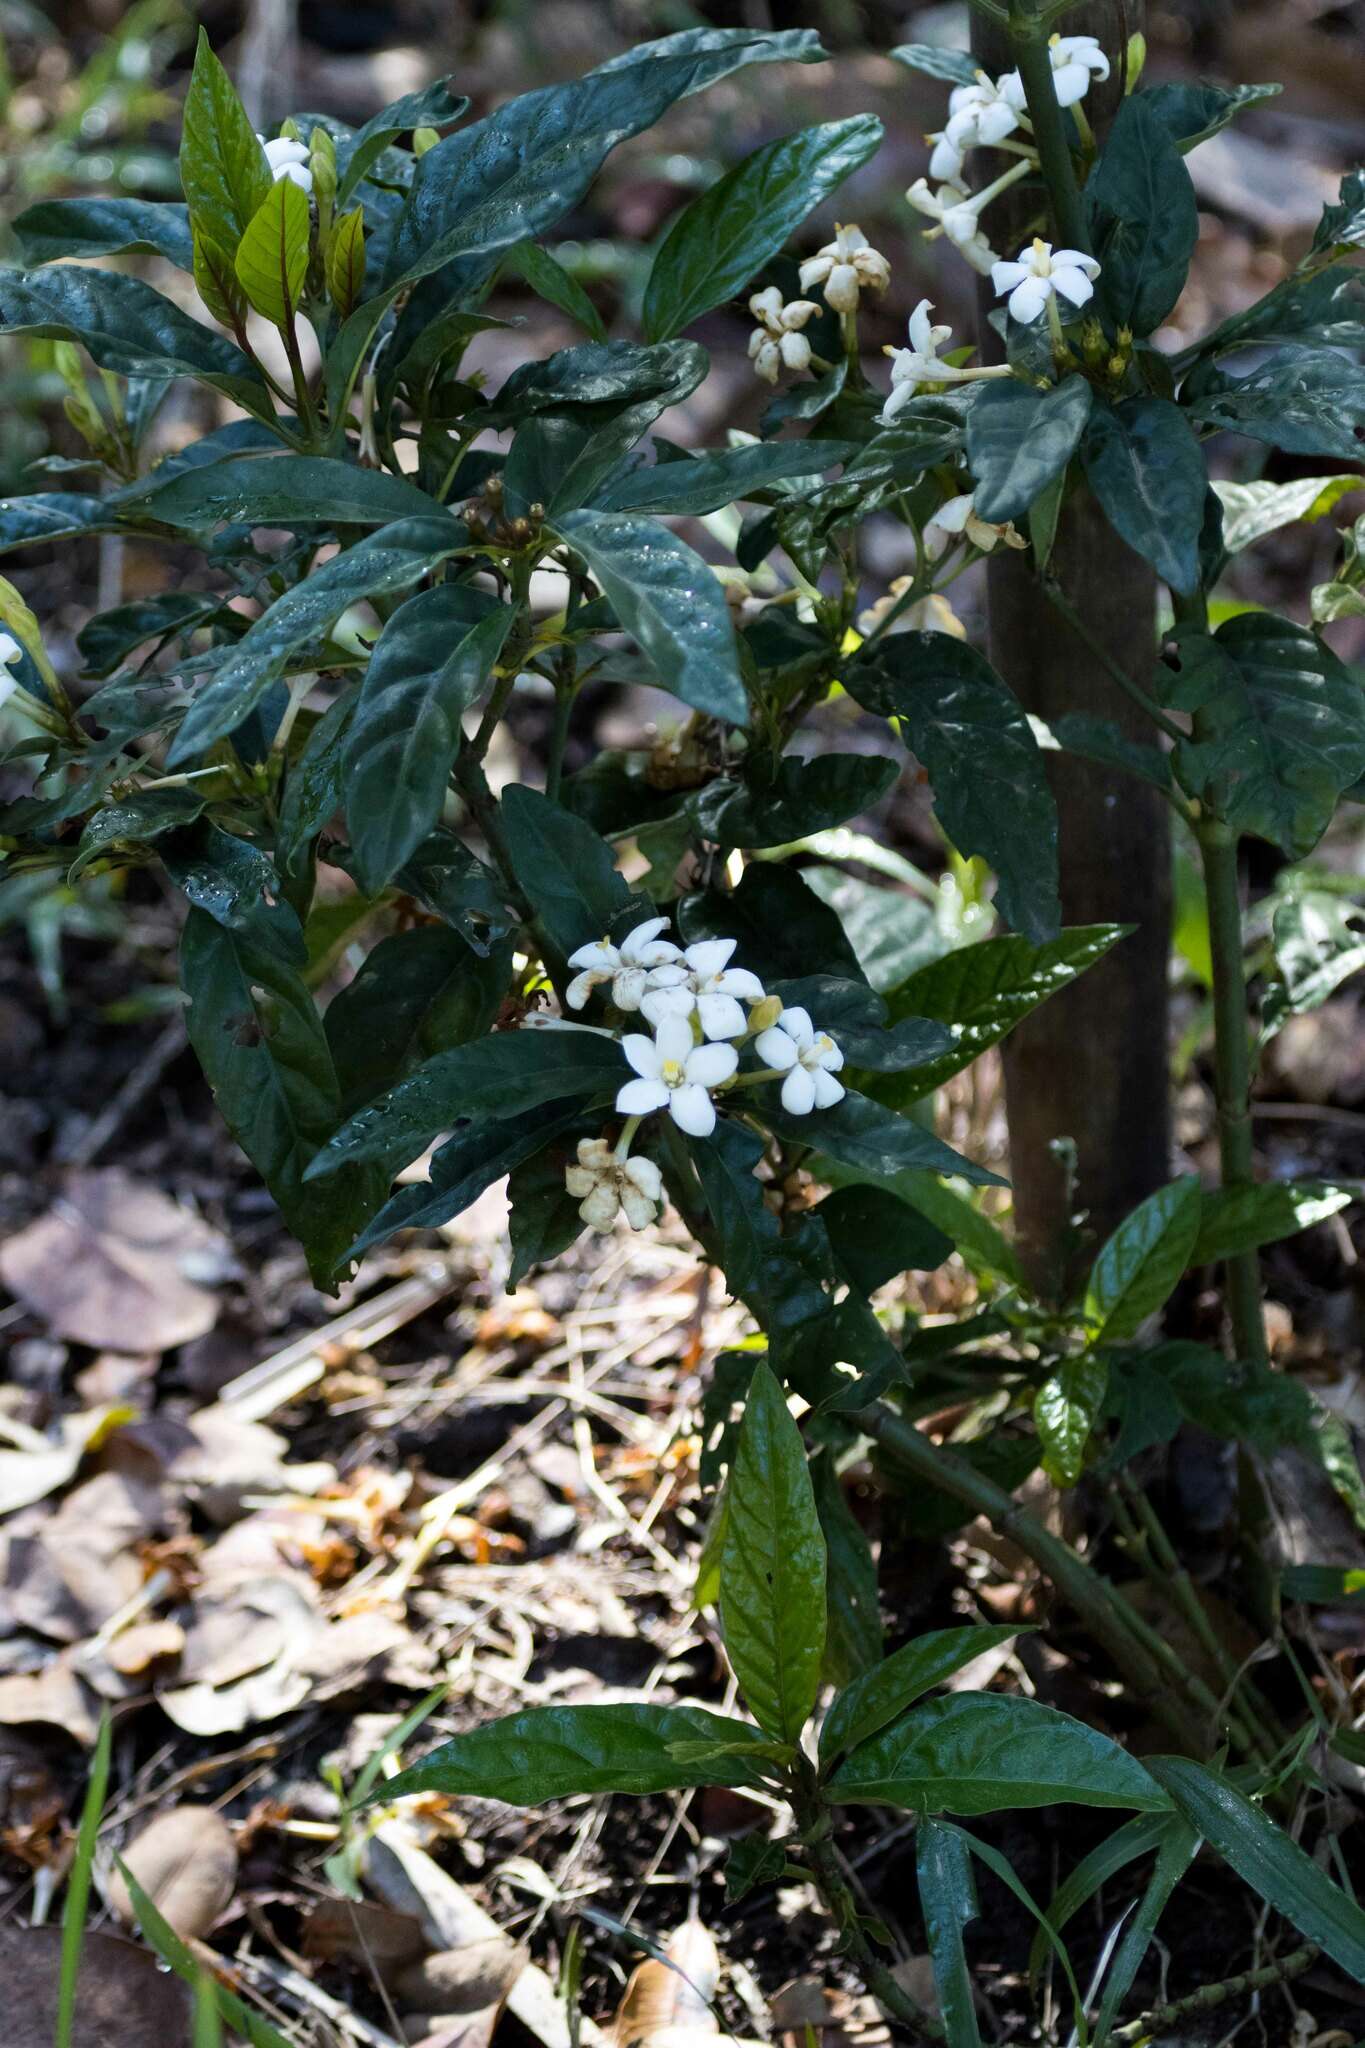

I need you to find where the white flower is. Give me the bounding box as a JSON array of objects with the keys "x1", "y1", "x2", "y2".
[
  {"x1": 564, "y1": 1137, "x2": 662, "y2": 1232},
  {"x1": 905, "y1": 181, "x2": 998, "y2": 276},
  {"x1": 260, "y1": 135, "x2": 313, "y2": 192},
  {"x1": 934, "y1": 74, "x2": 1022, "y2": 179},
  {"x1": 924, "y1": 491, "x2": 1027, "y2": 559},
  {"x1": 857, "y1": 579, "x2": 967, "y2": 641},
  {"x1": 799, "y1": 224, "x2": 890, "y2": 314},
  {"x1": 0, "y1": 630, "x2": 20, "y2": 712},
  {"x1": 616, "y1": 1016, "x2": 737, "y2": 1138},
  {"x1": 641, "y1": 938, "x2": 766, "y2": 1042},
  {"x1": 754, "y1": 1007, "x2": 845, "y2": 1116},
  {"x1": 1000, "y1": 35, "x2": 1109, "y2": 112},
  {"x1": 747, "y1": 287, "x2": 820, "y2": 383},
  {"x1": 566, "y1": 916, "x2": 683, "y2": 1013},
  {"x1": 880, "y1": 301, "x2": 1011, "y2": 420},
  {"x1": 991, "y1": 238, "x2": 1100, "y2": 323}
]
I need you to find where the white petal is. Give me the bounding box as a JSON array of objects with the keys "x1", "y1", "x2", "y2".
[
  {"x1": 1053, "y1": 250, "x2": 1101, "y2": 278},
  {"x1": 941, "y1": 207, "x2": 982, "y2": 246},
  {"x1": 780, "y1": 1065, "x2": 818, "y2": 1116},
  {"x1": 616, "y1": 1078, "x2": 669, "y2": 1117},
  {"x1": 754, "y1": 339, "x2": 781, "y2": 383},
  {"x1": 565, "y1": 971, "x2": 597, "y2": 1010},
  {"x1": 565, "y1": 1166, "x2": 595, "y2": 1197},
  {"x1": 640, "y1": 984, "x2": 697, "y2": 1029},
  {"x1": 654, "y1": 1014, "x2": 696, "y2": 1066},
  {"x1": 685, "y1": 1040, "x2": 738, "y2": 1089},
  {"x1": 668, "y1": 1085, "x2": 716, "y2": 1138},
  {"x1": 567, "y1": 939, "x2": 617, "y2": 971},
  {"x1": 748, "y1": 285, "x2": 784, "y2": 325},
  {"x1": 1009, "y1": 275, "x2": 1051, "y2": 322},
  {"x1": 714, "y1": 967, "x2": 765, "y2": 1003},
  {"x1": 991, "y1": 260, "x2": 1029, "y2": 296},
  {"x1": 696, "y1": 992, "x2": 748, "y2": 1041},
  {"x1": 684, "y1": 938, "x2": 736, "y2": 977},
  {"x1": 777, "y1": 1006, "x2": 815, "y2": 1048},
  {"x1": 612, "y1": 965, "x2": 649, "y2": 1010},
  {"x1": 0, "y1": 631, "x2": 22, "y2": 665},
  {"x1": 755, "y1": 1026, "x2": 799, "y2": 1071},
  {"x1": 928, "y1": 134, "x2": 964, "y2": 181},
  {"x1": 1050, "y1": 62, "x2": 1090, "y2": 105},
  {"x1": 880, "y1": 382, "x2": 914, "y2": 425},
  {"x1": 779, "y1": 331, "x2": 811, "y2": 372},
  {"x1": 581, "y1": 1186, "x2": 619, "y2": 1229},
  {"x1": 798, "y1": 254, "x2": 829, "y2": 291},
  {"x1": 780, "y1": 299, "x2": 820, "y2": 331},
  {"x1": 644, "y1": 961, "x2": 688, "y2": 989},
  {"x1": 811, "y1": 1068, "x2": 846, "y2": 1109},
  {"x1": 907, "y1": 299, "x2": 937, "y2": 356},
  {"x1": 618, "y1": 916, "x2": 672, "y2": 963},
  {"x1": 824, "y1": 264, "x2": 860, "y2": 313},
  {"x1": 931, "y1": 494, "x2": 975, "y2": 535},
  {"x1": 622, "y1": 1032, "x2": 663, "y2": 1079},
  {"x1": 624, "y1": 1157, "x2": 663, "y2": 1201},
  {"x1": 906, "y1": 178, "x2": 942, "y2": 221},
  {"x1": 998, "y1": 70, "x2": 1027, "y2": 111},
  {"x1": 620, "y1": 1185, "x2": 657, "y2": 1230},
  {"x1": 279, "y1": 162, "x2": 313, "y2": 190},
  {"x1": 1051, "y1": 265, "x2": 1095, "y2": 309},
  {"x1": 976, "y1": 101, "x2": 1019, "y2": 143}
]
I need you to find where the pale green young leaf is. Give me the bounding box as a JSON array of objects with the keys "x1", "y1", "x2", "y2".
[
  {"x1": 326, "y1": 206, "x2": 366, "y2": 320},
  {"x1": 1035, "y1": 1354, "x2": 1109, "y2": 1485},
  {"x1": 234, "y1": 175, "x2": 311, "y2": 328},
  {"x1": 1084, "y1": 1177, "x2": 1202, "y2": 1344},
  {"x1": 180, "y1": 29, "x2": 272, "y2": 249},
  {"x1": 1193, "y1": 1181, "x2": 1354, "y2": 1263},
  {"x1": 192, "y1": 222, "x2": 246, "y2": 330}
]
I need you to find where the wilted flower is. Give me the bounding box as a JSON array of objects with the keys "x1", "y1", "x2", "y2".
[
  {"x1": 640, "y1": 938, "x2": 766, "y2": 1042},
  {"x1": 924, "y1": 491, "x2": 1028, "y2": 559},
  {"x1": 755, "y1": 1007, "x2": 846, "y2": 1115},
  {"x1": 747, "y1": 287, "x2": 820, "y2": 383},
  {"x1": 1000, "y1": 35, "x2": 1109, "y2": 112},
  {"x1": 261, "y1": 134, "x2": 313, "y2": 191},
  {"x1": 857, "y1": 580, "x2": 967, "y2": 641},
  {"x1": 992, "y1": 238, "x2": 1100, "y2": 322},
  {"x1": 565, "y1": 1138, "x2": 662, "y2": 1232},
  {"x1": 800, "y1": 224, "x2": 890, "y2": 314},
  {"x1": 567, "y1": 917, "x2": 683, "y2": 1013},
  {"x1": 616, "y1": 1017, "x2": 738, "y2": 1138}
]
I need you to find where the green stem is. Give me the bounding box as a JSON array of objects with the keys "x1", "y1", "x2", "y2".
[
  {"x1": 1007, "y1": 3, "x2": 1091, "y2": 255},
  {"x1": 1110, "y1": 1944, "x2": 1317, "y2": 2042},
  {"x1": 544, "y1": 677, "x2": 575, "y2": 803},
  {"x1": 795, "y1": 1776, "x2": 941, "y2": 2038},
  {"x1": 1197, "y1": 815, "x2": 1269, "y2": 1369}
]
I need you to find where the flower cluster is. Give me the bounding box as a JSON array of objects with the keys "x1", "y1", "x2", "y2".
[
  {"x1": 747, "y1": 287, "x2": 819, "y2": 384},
  {"x1": 881, "y1": 298, "x2": 1013, "y2": 421},
  {"x1": 747, "y1": 223, "x2": 890, "y2": 385},
  {"x1": 908, "y1": 34, "x2": 1109, "y2": 315},
  {"x1": 561, "y1": 916, "x2": 846, "y2": 1229},
  {"x1": 799, "y1": 223, "x2": 890, "y2": 313}
]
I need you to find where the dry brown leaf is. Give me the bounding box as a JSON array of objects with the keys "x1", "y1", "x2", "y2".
[
  {"x1": 102, "y1": 1619, "x2": 186, "y2": 1676},
  {"x1": 397, "y1": 1937, "x2": 527, "y2": 2014},
  {"x1": 2, "y1": 1471, "x2": 164, "y2": 1643},
  {"x1": 0, "y1": 1169, "x2": 227, "y2": 1351},
  {"x1": 302, "y1": 1895, "x2": 428, "y2": 1965},
  {"x1": 0, "y1": 1924, "x2": 193, "y2": 2045},
  {"x1": 403, "y1": 2014, "x2": 502, "y2": 2048},
  {"x1": 108, "y1": 1802, "x2": 238, "y2": 1940},
  {"x1": 613, "y1": 1920, "x2": 719, "y2": 2048},
  {"x1": 0, "y1": 1653, "x2": 102, "y2": 1745},
  {"x1": 157, "y1": 1575, "x2": 319, "y2": 1734},
  {"x1": 771, "y1": 1976, "x2": 889, "y2": 2048}
]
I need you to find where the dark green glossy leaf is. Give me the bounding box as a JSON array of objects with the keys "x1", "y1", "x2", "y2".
[
  {"x1": 1084, "y1": 1176, "x2": 1202, "y2": 1342},
  {"x1": 276, "y1": 693, "x2": 354, "y2": 878},
  {"x1": 0, "y1": 492, "x2": 111, "y2": 547},
  {"x1": 488, "y1": 337, "x2": 695, "y2": 422},
  {"x1": 77, "y1": 594, "x2": 224, "y2": 678},
  {"x1": 691, "y1": 1121, "x2": 797, "y2": 1318},
  {"x1": 336, "y1": 80, "x2": 468, "y2": 205},
  {"x1": 1049, "y1": 712, "x2": 1173, "y2": 793},
  {"x1": 162, "y1": 824, "x2": 306, "y2": 965},
  {"x1": 68, "y1": 786, "x2": 207, "y2": 880},
  {"x1": 818, "y1": 1183, "x2": 952, "y2": 1291},
  {"x1": 179, "y1": 28, "x2": 271, "y2": 249},
  {"x1": 500, "y1": 240, "x2": 606, "y2": 341},
  {"x1": 642, "y1": 116, "x2": 881, "y2": 341},
  {"x1": 594, "y1": 439, "x2": 857, "y2": 516},
  {"x1": 1141, "y1": 80, "x2": 1281, "y2": 152},
  {"x1": 1082, "y1": 397, "x2": 1206, "y2": 594},
  {"x1": 377, "y1": 1702, "x2": 780, "y2": 1805},
  {"x1": 1192, "y1": 1180, "x2": 1353, "y2": 1264},
  {"x1": 1185, "y1": 345, "x2": 1365, "y2": 461},
  {"x1": 820, "y1": 1626, "x2": 1021, "y2": 1764},
  {"x1": 0, "y1": 268, "x2": 265, "y2": 410},
  {"x1": 181, "y1": 907, "x2": 381, "y2": 1288},
  {"x1": 1091, "y1": 1813, "x2": 1201, "y2": 2048},
  {"x1": 13, "y1": 197, "x2": 193, "y2": 268},
  {"x1": 393, "y1": 830, "x2": 511, "y2": 953},
  {"x1": 348, "y1": 1102, "x2": 586, "y2": 1255},
  {"x1": 847, "y1": 634, "x2": 1059, "y2": 943},
  {"x1": 554, "y1": 509, "x2": 748, "y2": 725},
  {"x1": 122, "y1": 454, "x2": 438, "y2": 532},
  {"x1": 1035, "y1": 1354, "x2": 1109, "y2": 1485},
  {"x1": 720, "y1": 1363, "x2": 827, "y2": 1740},
  {"x1": 344, "y1": 592, "x2": 512, "y2": 892},
  {"x1": 811, "y1": 1453, "x2": 882, "y2": 1686},
  {"x1": 828, "y1": 1694, "x2": 1168, "y2": 1815},
  {"x1": 1168, "y1": 614, "x2": 1365, "y2": 857},
  {"x1": 761, "y1": 1086, "x2": 1005, "y2": 1188},
  {"x1": 305, "y1": 1026, "x2": 625, "y2": 1181},
  {"x1": 1146, "y1": 1756, "x2": 1365, "y2": 1980},
  {"x1": 1311, "y1": 166, "x2": 1365, "y2": 257},
  {"x1": 801, "y1": 869, "x2": 944, "y2": 994},
  {"x1": 678, "y1": 865, "x2": 866, "y2": 985},
  {"x1": 1084, "y1": 95, "x2": 1197, "y2": 338},
  {"x1": 498, "y1": 783, "x2": 634, "y2": 955},
  {"x1": 966, "y1": 375, "x2": 1091, "y2": 525},
  {"x1": 168, "y1": 516, "x2": 466, "y2": 763},
  {"x1": 916, "y1": 1821, "x2": 982, "y2": 2048},
  {"x1": 324, "y1": 925, "x2": 511, "y2": 1113},
  {"x1": 887, "y1": 44, "x2": 978, "y2": 86},
  {"x1": 724, "y1": 1834, "x2": 790, "y2": 1903},
  {"x1": 507, "y1": 1145, "x2": 586, "y2": 1286},
  {"x1": 686, "y1": 753, "x2": 897, "y2": 849}
]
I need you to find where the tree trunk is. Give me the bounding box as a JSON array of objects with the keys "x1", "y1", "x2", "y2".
[{"x1": 972, "y1": 6, "x2": 1172, "y2": 1297}]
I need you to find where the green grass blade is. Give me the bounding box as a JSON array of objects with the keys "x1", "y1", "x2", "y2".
[{"x1": 56, "y1": 1705, "x2": 111, "y2": 2048}]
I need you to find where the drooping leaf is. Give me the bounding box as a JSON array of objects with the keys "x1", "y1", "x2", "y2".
[
  {"x1": 348, "y1": 1101, "x2": 588, "y2": 1255},
  {"x1": 1035, "y1": 1354, "x2": 1110, "y2": 1485},
  {"x1": 1141, "y1": 80, "x2": 1282, "y2": 152},
  {"x1": 179, "y1": 28, "x2": 272, "y2": 249},
  {"x1": 887, "y1": 44, "x2": 978, "y2": 86},
  {"x1": 344, "y1": 592, "x2": 513, "y2": 892},
  {"x1": 810, "y1": 1453, "x2": 882, "y2": 1686},
  {"x1": 1192, "y1": 1181, "x2": 1354, "y2": 1264},
  {"x1": 1084, "y1": 1176, "x2": 1203, "y2": 1344},
  {"x1": 817, "y1": 1183, "x2": 952, "y2": 1292},
  {"x1": 168, "y1": 516, "x2": 466, "y2": 762},
  {"x1": 847, "y1": 635, "x2": 1059, "y2": 943},
  {"x1": 1146, "y1": 1756, "x2": 1365, "y2": 1981},
  {"x1": 500, "y1": 240, "x2": 606, "y2": 341},
  {"x1": 507, "y1": 1146, "x2": 586, "y2": 1287},
  {"x1": 0, "y1": 268, "x2": 265, "y2": 412},
  {"x1": 762, "y1": 1086, "x2": 1005, "y2": 1188},
  {"x1": 14, "y1": 197, "x2": 194, "y2": 269},
  {"x1": 162, "y1": 825, "x2": 307, "y2": 965},
  {"x1": 966, "y1": 375, "x2": 1091, "y2": 525},
  {"x1": 1082, "y1": 397, "x2": 1206, "y2": 594},
  {"x1": 820, "y1": 1626, "x2": 1021, "y2": 1764},
  {"x1": 0, "y1": 492, "x2": 112, "y2": 548},
  {"x1": 122, "y1": 454, "x2": 437, "y2": 532},
  {"x1": 642, "y1": 116, "x2": 881, "y2": 341},
  {"x1": 916, "y1": 1821, "x2": 983, "y2": 2048},
  {"x1": 553, "y1": 509, "x2": 748, "y2": 725},
  {"x1": 1167, "y1": 613, "x2": 1365, "y2": 857},
  {"x1": 335, "y1": 80, "x2": 468, "y2": 205},
  {"x1": 594, "y1": 438, "x2": 858, "y2": 516},
  {"x1": 828, "y1": 1693, "x2": 1168, "y2": 1814},
  {"x1": 324, "y1": 925, "x2": 511, "y2": 1113},
  {"x1": 69, "y1": 787, "x2": 208, "y2": 880},
  {"x1": 498, "y1": 783, "x2": 634, "y2": 955},
  {"x1": 77, "y1": 594, "x2": 224, "y2": 679},
  {"x1": 720, "y1": 1363, "x2": 827, "y2": 1741},
  {"x1": 1185, "y1": 345, "x2": 1365, "y2": 462},
  {"x1": 1084, "y1": 95, "x2": 1198, "y2": 338}
]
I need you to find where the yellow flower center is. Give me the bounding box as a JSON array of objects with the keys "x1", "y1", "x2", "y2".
[{"x1": 662, "y1": 1059, "x2": 685, "y2": 1086}]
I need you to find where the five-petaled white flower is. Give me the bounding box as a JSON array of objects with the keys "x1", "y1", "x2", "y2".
[
  {"x1": 905, "y1": 181, "x2": 998, "y2": 276},
  {"x1": 799, "y1": 224, "x2": 890, "y2": 314},
  {"x1": 0, "y1": 629, "x2": 21, "y2": 711},
  {"x1": 992, "y1": 238, "x2": 1100, "y2": 323},
  {"x1": 1001, "y1": 35, "x2": 1109, "y2": 112},
  {"x1": 261, "y1": 135, "x2": 313, "y2": 191},
  {"x1": 641, "y1": 938, "x2": 766, "y2": 1042},
  {"x1": 924, "y1": 491, "x2": 1028, "y2": 560},
  {"x1": 747, "y1": 287, "x2": 820, "y2": 384},
  {"x1": 617, "y1": 1017, "x2": 737, "y2": 1138},
  {"x1": 566, "y1": 916, "x2": 682, "y2": 1014},
  {"x1": 928, "y1": 72, "x2": 1022, "y2": 180},
  {"x1": 565, "y1": 1138, "x2": 663, "y2": 1232},
  {"x1": 755, "y1": 1007, "x2": 846, "y2": 1116}
]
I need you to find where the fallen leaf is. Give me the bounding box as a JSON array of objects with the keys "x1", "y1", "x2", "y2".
[
  {"x1": 397, "y1": 1936, "x2": 527, "y2": 2014},
  {"x1": 102, "y1": 1619, "x2": 186, "y2": 1676},
  {"x1": 0, "y1": 1169, "x2": 227, "y2": 1350},
  {"x1": 0, "y1": 1653, "x2": 102, "y2": 1745},
  {"x1": 613, "y1": 1920, "x2": 719, "y2": 2048},
  {"x1": 2, "y1": 1472, "x2": 165, "y2": 1642},
  {"x1": 108, "y1": 1802, "x2": 238, "y2": 1939},
  {"x1": 0, "y1": 1924, "x2": 193, "y2": 2045},
  {"x1": 303, "y1": 1895, "x2": 427, "y2": 1965},
  {"x1": 0, "y1": 1405, "x2": 134, "y2": 1518}
]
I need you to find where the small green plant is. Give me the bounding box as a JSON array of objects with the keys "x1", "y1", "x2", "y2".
[{"x1": 6, "y1": 6, "x2": 1365, "y2": 2032}]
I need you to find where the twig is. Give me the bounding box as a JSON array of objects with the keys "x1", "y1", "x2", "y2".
[{"x1": 1110, "y1": 1943, "x2": 1318, "y2": 2042}]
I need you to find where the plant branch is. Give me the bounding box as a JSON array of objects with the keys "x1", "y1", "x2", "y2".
[
  {"x1": 1110, "y1": 1943, "x2": 1317, "y2": 2042},
  {"x1": 795, "y1": 1785, "x2": 943, "y2": 2038}
]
